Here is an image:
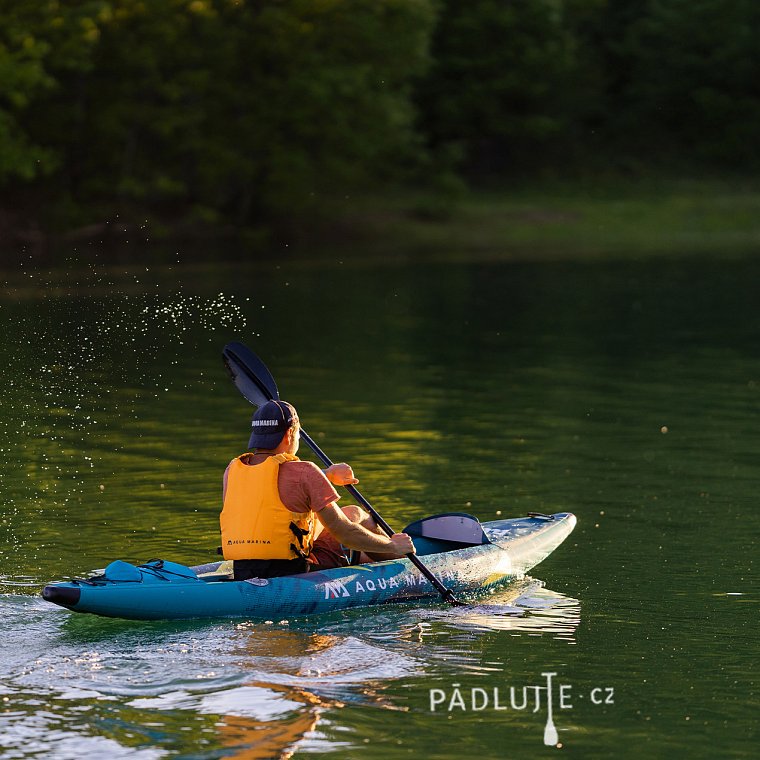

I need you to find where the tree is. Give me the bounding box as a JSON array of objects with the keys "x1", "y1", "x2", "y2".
[
  {"x1": 416, "y1": 0, "x2": 601, "y2": 178},
  {"x1": 2, "y1": 0, "x2": 437, "y2": 233},
  {"x1": 594, "y1": 0, "x2": 760, "y2": 170},
  {"x1": 0, "y1": 1, "x2": 104, "y2": 182}
]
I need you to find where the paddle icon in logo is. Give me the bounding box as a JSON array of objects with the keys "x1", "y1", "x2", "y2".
[{"x1": 543, "y1": 671, "x2": 559, "y2": 746}]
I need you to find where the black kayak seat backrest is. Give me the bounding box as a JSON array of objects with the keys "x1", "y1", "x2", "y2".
[{"x1": 402, "y1": 513, "x2": 491, "y2": 556}]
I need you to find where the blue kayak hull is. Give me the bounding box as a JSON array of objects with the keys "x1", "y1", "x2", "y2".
[{"x1": 41, "y1": 513, "x2": 575, "y2": 621}]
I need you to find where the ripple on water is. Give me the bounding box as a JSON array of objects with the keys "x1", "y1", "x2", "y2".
[
  {"x1": 1, "y1": 576, "x2": 580, "y2": 758},
  {"x1": 0, "y1": 576, "x2": 42, "y2": 589},
  {"x1": 423, "y1": 582, "x2": 582, "y2": 639},
  {"x1": 128, "y1": 684, "x2": 307, "y2": 721}
]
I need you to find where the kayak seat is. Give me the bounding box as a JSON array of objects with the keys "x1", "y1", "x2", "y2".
[{"x1": 402, "y1": 513, "x2": 491, "y2": 556}]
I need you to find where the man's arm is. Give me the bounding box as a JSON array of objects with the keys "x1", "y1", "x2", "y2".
[{"x1": 317, "y1": 504, "x2": 415, "y2": 555}]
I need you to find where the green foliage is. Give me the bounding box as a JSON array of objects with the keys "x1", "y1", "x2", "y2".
[
  {"x1": 2, "y1": 0, "x2": 436, "y2": 228},
  {"x1": 0, "y1": 1, "x2": 105, "y2": 180},
  {"x1": 417, "y1": 0, "x2": 760, "y2": 177},
  {"x1": 2, "y1": 0, "x2": 760, "y2": 238},
  {"x1": 416, "y1": 0, "x2": 604, "y2": 175},
  {"x1": 600, "y1": 0, "x2": 760, "y2": 168}
]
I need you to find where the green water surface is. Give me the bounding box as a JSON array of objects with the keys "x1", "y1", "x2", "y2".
[{"x1": 0, "y1": 255, "x2": 757, "y2": 758}]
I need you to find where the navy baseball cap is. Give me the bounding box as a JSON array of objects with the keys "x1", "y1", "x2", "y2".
[{"x1": 248, "y1": 400, "x2": 299, "y2": 449}]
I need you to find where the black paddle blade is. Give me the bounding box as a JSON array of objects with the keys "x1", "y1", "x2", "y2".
[{"x1": 222, "y1": 342, "x2": 279, "y2": 408}]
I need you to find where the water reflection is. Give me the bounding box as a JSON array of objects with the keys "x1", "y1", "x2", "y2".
[
  {"x1": 419, "y1": 581, "x2": 580, "y2": 640},
  {"x1": 7, "y1": 255, "x2": 758, "y2": 757},
  {"x1": 1, "y1": 577, "x2": 580, "y2": 757},
  {"x1": 227, "y1": 626, "x2": 420, "y2": 705},
  {"x1": 216, "y1": 707, "x2": 320, "y2": 760},
  {"x1": 116, "y1": 584, "x2": 579, "y2": 758},
  {"x1": 117, "y1": 626, "x2": 416, "y2": 758},
  {"x1": 131, "y1": 682, "x2": 329, "y2": 760}
]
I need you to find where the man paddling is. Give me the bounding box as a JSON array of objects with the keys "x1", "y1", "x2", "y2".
[{"x1": 221, "y1": 399, "x2": 415, "y2": 580}]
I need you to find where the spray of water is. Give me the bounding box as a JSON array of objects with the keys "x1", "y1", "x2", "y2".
[{"x1": 0, "y1": 260, "x2": 256, "y2": 563}]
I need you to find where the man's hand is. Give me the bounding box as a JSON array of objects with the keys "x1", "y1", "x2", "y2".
[
  {"x1": 324, "y1": 463, "x2": 359, "y2": 486},
  {"x1": 389, "y1": 533, "x2": 415, "y2": 555}
]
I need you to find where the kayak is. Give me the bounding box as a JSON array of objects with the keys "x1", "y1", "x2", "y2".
[{"x1": 41, "y1": 512, "x2": 576, "y2": 621}]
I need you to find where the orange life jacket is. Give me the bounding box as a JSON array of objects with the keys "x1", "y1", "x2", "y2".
[{"x1": 220, "y1": 452, "x2": 314, "y2": 561}]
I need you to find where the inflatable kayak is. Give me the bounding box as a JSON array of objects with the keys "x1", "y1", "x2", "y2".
[{"x1": 41, "y1": 512, "x2": 575, "y2": 621}]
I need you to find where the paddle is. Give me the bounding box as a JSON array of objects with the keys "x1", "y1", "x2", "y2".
[{"x1": 222, "y1": 341, "x2": 464, "y2": 606}]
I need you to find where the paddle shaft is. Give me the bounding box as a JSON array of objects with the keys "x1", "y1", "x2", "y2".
[
  {"x1": 299, "y1": 430, "x2": 459, "y2": 601},
  {"x1": 300, "y1": 430, "x2": 394, "y2": 535}
]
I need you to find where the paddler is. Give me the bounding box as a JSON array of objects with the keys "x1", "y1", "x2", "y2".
[{"x1": 221, "y1": 399, "x2": 415, "y2": 580}]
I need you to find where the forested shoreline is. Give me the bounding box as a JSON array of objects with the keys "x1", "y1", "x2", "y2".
[{"x1": 2, "y1": 0, "x2": 759, "y2": 255}]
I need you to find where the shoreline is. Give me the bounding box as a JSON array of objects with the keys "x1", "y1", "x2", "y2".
[{"x1": 3, "y1": 179, "x2": 760, "y2": 266}]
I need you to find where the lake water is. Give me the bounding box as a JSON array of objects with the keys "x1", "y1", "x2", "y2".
[{"x1": 0, "y1": 253, "x2": 757, "y2": 758}]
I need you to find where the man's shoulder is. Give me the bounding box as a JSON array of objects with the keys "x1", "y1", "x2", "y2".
[
  {"x1": 282, "y1": 458, "x2": 321, "y2": 470},
  {"x1": 281, "y1": 459, "x2": 326, "y2": 478}
]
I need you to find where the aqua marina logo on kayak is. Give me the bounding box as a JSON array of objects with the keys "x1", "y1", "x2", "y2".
[
  {"x1": 429, "y1": 672, "x2": 615, "y2": 748},
  {"x1": 322, "y1": 568, "x2": 457, "y2": 599}
]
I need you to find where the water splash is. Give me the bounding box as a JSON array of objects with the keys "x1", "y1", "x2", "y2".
[{"x1": 0, "y1": 261, "x2": 254, "y2": 562}]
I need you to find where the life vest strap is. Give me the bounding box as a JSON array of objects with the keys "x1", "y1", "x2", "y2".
[{"x1": 289, "y1": 521, "x2": 311, "y2": 559}]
